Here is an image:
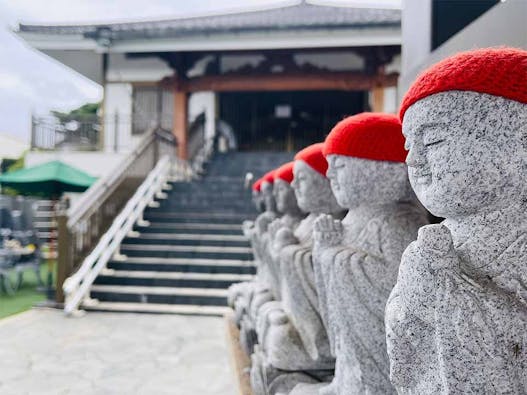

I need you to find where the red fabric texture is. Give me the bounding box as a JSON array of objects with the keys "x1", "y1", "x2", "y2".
[
  {"x1": 262, "y1": 170, "x2": 276, "y2": 185},
  {"x1": 323, "y1": 112, "x2": 406, "y2": 163},
  {"x1": 274, "y1": 162, "x2": 294, "y2": 184},
  {"x1": 399, "y1": 47, "x2": 527, "y2": 120},
  {"x1": 294, "y1": 143, "x2": 328, "y2": 176},
  {"x1": 252, "y1": 178, "x2": 263, "y2": 192}
]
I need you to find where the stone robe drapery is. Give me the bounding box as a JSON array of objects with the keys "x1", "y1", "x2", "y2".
[
  {"x1": 276, "y1": 216, "x2": 334, "y2": 369},
  {"x1": 316, "y1": 204, "x2": 426, "y2": 395},
  {"x1": 257, "y1": 212, "x2": 335, "y2": 372},
  {"x1": 389, "y1": 221, "x2": 527, "y2": 394}
]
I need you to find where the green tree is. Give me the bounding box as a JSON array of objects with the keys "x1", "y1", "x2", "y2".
[{"x1": 51, "y1": 102, "x2": 101, "y2": 122}]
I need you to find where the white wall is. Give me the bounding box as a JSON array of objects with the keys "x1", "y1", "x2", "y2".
[
  {"x1": 189, "y1": 92, "x2": 216, "y2": 139},
  {"x1": 106, "y1": 53, "x2": 173, "y2": 82},
  {"x1": 103, "y1": 82, "x2": 133, "y2": 153},
  {"x1": 26, "y1": 151, "x2": 126, "y2": 178},
  {"x1": 400, "y1": 0, "x2": 527, "y2": 96},
  {"x1": 383, "y1": 87, "x2": 398, "y2": 114},
  {"x1": 401, "y1": 0, "x2": 432, "y2": 77}
]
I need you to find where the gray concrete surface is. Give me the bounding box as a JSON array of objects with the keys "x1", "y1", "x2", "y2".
[{"x1": 0, "y1": 309, "x2": 236, "y2": 395}]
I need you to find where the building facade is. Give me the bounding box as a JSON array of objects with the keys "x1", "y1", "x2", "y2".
[{"x1": 18, "y1": 1, "x2": 402, "y2": 162}]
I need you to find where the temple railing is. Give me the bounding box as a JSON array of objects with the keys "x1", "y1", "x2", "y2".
[
  {"x1": 62, "y1": 155, "x2": 173, "y2": 315},
  {"x1": 55, "y1": 126, "x2": 178, "y2": 303},
  {"x1": 31, "y1": 115, "x2": 101, "y2": 151}
]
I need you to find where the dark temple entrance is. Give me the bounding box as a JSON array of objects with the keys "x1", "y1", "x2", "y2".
[{"x1": 219, "y1": 90, "x2": 367, "y2": 151}]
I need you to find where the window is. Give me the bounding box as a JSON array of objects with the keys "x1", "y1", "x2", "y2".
[{"x1": 132, "y1": 86, "x2": 173, "y2": 134}]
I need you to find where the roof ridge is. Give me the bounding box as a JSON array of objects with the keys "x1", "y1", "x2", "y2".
[{"x1": 18, "y1": 0, "x2": 302, "y2": 30}]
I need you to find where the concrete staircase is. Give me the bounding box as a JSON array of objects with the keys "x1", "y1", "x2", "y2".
[{"x1": 84, "y1": 151, "x2": 293, "y2": 315}]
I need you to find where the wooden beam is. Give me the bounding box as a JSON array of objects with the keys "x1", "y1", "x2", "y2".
[
  {"x1": 56, "y1": 212, "x2": 71, "y2": 303},
  {"x1": 370, "y1": 85, "x2": 385, "y2": 112},
  {"x1": 178, "y1": 72, "x2": 398, "y2": 93},
  {"x1": 173, "y1": 90, "x2": 188, "y2": 159}
]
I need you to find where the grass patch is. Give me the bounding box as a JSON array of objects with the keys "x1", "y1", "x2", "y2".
[{"x1": 0, "y1": 263, "x2": 53, "y2": 319}]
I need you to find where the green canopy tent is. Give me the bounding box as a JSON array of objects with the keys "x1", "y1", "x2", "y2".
[
  {"x1": 0, "y1": 160, "x2": 96, "y2": 296},
  {"x1": 0, "y1": 160, "x2": 97, "y2": 198}
]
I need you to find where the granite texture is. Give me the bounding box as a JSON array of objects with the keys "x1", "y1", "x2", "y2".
[
  {"x1": 251, "y1": 160, "x2": 344, "y2": 394},
  {"x1": 229, "y1": 181, "x2": 278, "y2": 350},
  {"x1": 386, "y1": 91, "x2": 527, "y2": 394},
  {"x1": 252, "y1": 190, "x2": 265, "y2": 213},
  {"x1": 251, "y1": 348, "x2": 330, "y2": 395},
  {"x1": 266, "y1": 179, "x2": 304, "y2": 298},
  {"x1": 313, "y1": 154, "x2": 427, "y2": 395},
  {"x1": 231, "y1": 179, "x2": 304, "y2": 355}
]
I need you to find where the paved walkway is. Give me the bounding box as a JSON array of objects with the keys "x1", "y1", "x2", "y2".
[{"x1": 0, "y1": 309, "x2": 236, "y2": 395}]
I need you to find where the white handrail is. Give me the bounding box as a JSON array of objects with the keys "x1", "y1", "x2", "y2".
[
  {"x1": 67, "y1": 127, "x2": 159, "y2": 227},
  {"x1": 63, "y1": 155, "x2": 172, "y2": 315}
]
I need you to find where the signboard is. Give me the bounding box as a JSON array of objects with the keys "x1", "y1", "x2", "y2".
[{"x1": 275, "y1": 105, "x2": 292, "y2": 118}]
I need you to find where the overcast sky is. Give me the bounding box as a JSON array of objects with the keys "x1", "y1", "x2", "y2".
[{"x1": 0, "y1": 0, "x2": 401, "y2": 142}]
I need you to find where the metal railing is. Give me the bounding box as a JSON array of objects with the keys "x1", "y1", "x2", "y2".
[
  {"x1": 31, "y1": 115, "x2": 101, "y2": 151},
  {"x1": 55, "y1": 126, "x2": 177, "y2": 302},
  {"x1": 62, "y1": 156, "x2": 173, "y2": 315},
  {"x1": 30, "y1": 112, "x2": 173, "y2": 152}
]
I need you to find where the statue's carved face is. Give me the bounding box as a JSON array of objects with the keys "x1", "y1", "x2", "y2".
[
  {"x1": 292, "y1": 160, "x2": 341, "y2": 214},
  {"x1": 326, "y1": 154, "x2": 412, "y2": 209},
  {"x1": 404, "y1": 91, "x2": 527, "y2": 218},
  {"x1": 261, "y1": 181, "x2": 277, "y2": 213},
  {"x1": 252, "y1": 191, "x2": 265, "y2": 212},
  {"x1": 273, "y1": 178, "x2": 299, "y2": 214}
]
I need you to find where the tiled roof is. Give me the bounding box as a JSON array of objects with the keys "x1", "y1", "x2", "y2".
[{"x1": 18, "y1": 3, "x2": 400, "y2": 40}]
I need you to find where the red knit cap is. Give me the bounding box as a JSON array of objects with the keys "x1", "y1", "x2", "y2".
[
  {"x1": 262, "y1": 170, "x2": 275, "y2": 185},
  {"x1": 294, "y1": 143, "x2": 328, "y2": 176},
  {"x1": 399, "y1": 47, "x2": 527, "y2": 121},
  {"x1": 323, "y1": 113, "x2": 406, "y2": 163},
  {"x1": 252, "y1": 178, "x2": 262, "y2": 192},
  {"x1": 274, "y1": 162, "x2": 294, "y2": 184}
]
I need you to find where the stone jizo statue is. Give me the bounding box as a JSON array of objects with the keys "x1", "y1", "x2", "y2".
[
  {"x1": 229, "y1": 171, "x2": 278, "y2": 351},
  {"x1": 265, "y1": 162, "x2": 304, "y2": 300},
  {"x1": 386, "y1": 47, "x2": 527, "y2": 394},
  {"x1": 251, "y1": 143, "x2": 343, "y2": 395},
  {"x1": 311, "y1": 113, "x2": 427, "y2": 395}
]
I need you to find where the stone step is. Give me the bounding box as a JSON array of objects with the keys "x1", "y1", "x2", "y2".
[
  {"x1": 156, "y1": 207, "x2": 253, "y2": 214},
  {"x1": 135, "y1": 222, "x2": 244, "y2": 235},
  {"x1": 33, "y1": 221, "x2": 56, "y2": 229},
  {"x1": 169, "y1": 182, "x2": 247, "y2": 191},
  {"x1": 82, "y1": 301, "x2": 231, "y2": 316},
  {"x1": 148, "y1": 203, "x2": 256, "y2": 215},
  {"x1": 162, "y1": 195, "x2": 252, "y2": 204},
  {"x1": 148, "y1": 211, "x2": 256, "y2": 220},
  {"x1": 33, "y1": 211, "x2": 54, "y2": 219},
  {"x1": 107, "y1": 257, "x2": 256, "y2": 274},
  {"x1": 143, "y1": 211, "x2": 254, "y2": 224},
  {"x1": 157, "y1": 195, "x2": 253, "y2": 208},
  {"x1": 123, "y1": 233, "x2": 250, "y2": 247},
  {"x1": 157, "y1": 200, "x2": 253, "y2": 208},
  {"x1": 94, "y1": 270, "x2": 253, "y2": 288},
  {"x1": 120, "y1": 244, "x2": 253, "y2": 260},
  {"x1": 90, "y1": 284, "x2": 228, "y2": 306}
]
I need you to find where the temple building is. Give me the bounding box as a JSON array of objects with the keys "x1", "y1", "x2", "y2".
[{"x1": 17, "y1": 1, "x2": 402, "y2": 160}]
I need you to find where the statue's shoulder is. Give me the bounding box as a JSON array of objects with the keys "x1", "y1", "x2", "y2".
[
  {"x1": 383, "y1": 203, "x2": 428, "y2": 233},
  {"x1": 365, "y1": 203, "x2": 426, "y2": 235}
]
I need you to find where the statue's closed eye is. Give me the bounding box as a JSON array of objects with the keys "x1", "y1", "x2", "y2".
[{"x1": 424, "y1": 139, "x2": 445, "y2": 148}]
